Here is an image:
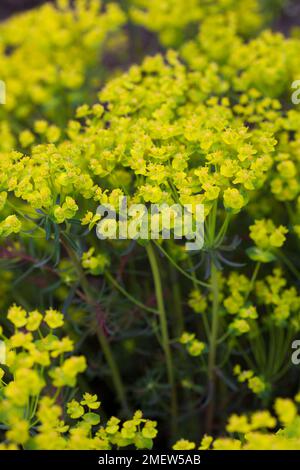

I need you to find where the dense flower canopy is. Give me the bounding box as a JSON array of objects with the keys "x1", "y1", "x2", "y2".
[{"x1": 1, "y1": 0, "x2": 300, "y2": 451}]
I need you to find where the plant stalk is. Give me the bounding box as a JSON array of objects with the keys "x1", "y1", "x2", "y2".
[
  {"x1": 61, "y1": 236, "x2": 129, "y2": 414},
  {"x1": 206, "y1": 262, "x2": 220, "y2": 432},
  {"x1": 146, "y1": 242, "x2": 178, "y2": 436}
]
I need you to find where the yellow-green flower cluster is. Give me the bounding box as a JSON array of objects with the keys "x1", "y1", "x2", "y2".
[
  {"x1": 82, "y1": 247, "x2": 110, "y2": 275},
  {"x1": 256, "y1": 269, "x2": 300, "y2": 324},
  {"x1": 0, "y1": 49, "x2": 281, "y2": 241},
  {"x1": 233, "y1": 365, "x2": 267, "y2": 396},
  {"x1": 0, "y1": 215, "x2": 21, "y2": 237},
  {"x1": 0, "y1": 0, "x2": 125, "y2": 150},
  {"x1": 174, "y1": 397, "x2": 300, "y2": 450},
  {"x1": 179, "y1": 332, "x2": 205, "y2": 357},
  {"x1": 65, "y1": 51, "x2": 277, "y2": 231},
  {"x1": 188, "y1": 289, "x2": 207, "y2": 314},
  {"x1": 0, "y1": 305, "x2": 157, "y2": 450},
  {"x1": 182, "y1": 27, "x2": 300, "y2": 97},
  {"x1": 1, "y1": 0, "x2": 300, "y2": 451},
  {"x1": 130, "y1": 0, "x2": 266, "y2": 47},
  {"x1": 250, "y1": 219, "x2": 288, "y2": 250},
  {"x1": 224, "y1": 273, "x2": 251, "y2": 315}
]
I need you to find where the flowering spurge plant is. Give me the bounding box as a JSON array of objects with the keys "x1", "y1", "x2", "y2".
[
  {"x1": 1, "y1": 2, "x2": 300, "y2": 450},
  {"x1": 173, "y1": 396, "x2": 300, "y2": 450},
  {"x1": 0, "y1": 305, "x2": 157, "y2": 450},
  {"x1": 181, "y1": 27, "x2": 300, "y2": 98},
  {"x1": 129, "y1": 0, "x2": 284, "y2": 48},
  {"x1": 0, "y1": 0, "x2": 125, "y2": 151},
  {"x1": 180, "y1": 26, "x2": 300, "y2": 223},
  {"x1": 0, "y1": 40, "x2": 299, "y2": 440}
]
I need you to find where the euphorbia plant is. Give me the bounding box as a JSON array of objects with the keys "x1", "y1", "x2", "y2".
[
  {"x1": 1, "y1": 0, "x2": 300, "y2": 448},
  {"x1": 0, "y1": 0, "x2": 126, "y2": 151},
  {"x1": 0, "y1": 306, "x2": 157, "y2": 450},
  {"x1": 173, "y1": 396, "x2": 300, "y2": 450},
  {"x1": 129, "y1": 0, "x2": 279, "y2": 47}
]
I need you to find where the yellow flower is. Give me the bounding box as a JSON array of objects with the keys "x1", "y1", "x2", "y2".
[
  {"x1": 34, "y1": 120, "x2": 48, "y2": 134},
  {"x1": 0, "y1": 215, "x2": 22, "y2": 237},
  {"x1": 6, "y1": 419, "x2": 29, "y2": 445},
  {"x1": 250, "y1": 219, "x2": 288, "y2": 250},
  {"x1": 187, "y1": 339, "x2": 205, "y2": 357},
  {"x1": 248, "y1": 376, "x2": 266, "y2": 395},
  {"x1": 277, "y1": 160, "x2": 296, "y2": 179},
  {"x1": 227, "y1": 414, "x2": 250, "y2": 434},
  {"x1": 82, "y1": 248, "x2": 110, "y2": 275},
  {"x1": 274, "y1": 398, "x2": 297, "y2": 426},
  {"x1": 230, "y1": 318, "x2": 250, "y2": 335},
  {"x1": 50, "y1": 337, "x2": 74, "y2": 358},
  {"x1": 295, "y1": 392, "x2": 300, "y2": 404},
  {"x1": 0, "y1": 192, "x2": 7, "y2": 211},
  {"x1": 250, "y1": 411, "x2": 276, "y2": 430},
  {"x1": 81, "y1": 393, "x2": 101, "y2": 410},
  {"x1": 9, "y1": 332, "x2": 33, "y2": 349},
  {"x1": 67, "y1": 399, "x2": 85, "y2": 419},
  {"x1": 44, "y1": 309, "x2": 64, "y2": 329},
  {"x1": 269, "y1": 227, "x2": 288, "y2": 248},
  {"x1": 50, "y1": 356, "x2": 87, "y2": 387},
  {"x1": 179, "y1": 332, "x2": 195, "y2": 345},
  {"x1": 7, "y1": 305, "x2": 27, "y2": 328},
  {"x1": 26, "y1": 310, "x2": 43, "y2": 331},
  {"x1": 53, "y1": 197, "x2": 78, "y2": 223},
  {"x1": 141, "y1": 421, "x2": 158, "y2": 439},
  {"x1": 106, "y1": 417, "x2": 120, "y2": 435},
  {"x1": 19, "y1": 130, "x2": 35, "y2": 148},
  {"x1": 81, "y1": 211, "x2": 100, "y2": 230},
  {"x1": 188, "y1": 290, "x2": 207, "y2": 313},
  {"x1": 223, "y1": 188, "x2": 246, "y2": 211},
  {"x1": 28, "y1": 346, "x2": 50, "y2": 367},
  {"x1": 5, "y1": 368, "x2": 44, "y2": 405},
  {"x1": 199, "y1": 434, "x2": 213, "y2": 450},
  {"x1": 173, "y1": 439, "x2": 196, "y2": 450},
  {"x1": 213, "y1": 438, "x2": 242, "y2": 450}
]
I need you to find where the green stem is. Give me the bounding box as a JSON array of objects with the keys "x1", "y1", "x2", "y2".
[
  {"x1": 61, "y1": 236, "x2": 129, "y2": 415},
  {"x1": 214, "y1": 213, "x2": 231, "y2": 247},
  {"x1": 272, "y1": 328, "x2": 294, "y2": 379},
  {"x1": 278, "y1": 250, "x2": 300, "y2": 279},
  {"x1": 169, "y1": 265, "x2": 184, "y2": 337},
  {"x1": 105, "y1": 272, "x2": 159, "y2": 315},
  {"x1": 95, "y1": 326, "x2": 129, "y2": 414},
  {"x1": 207, "y1": 202, "x2": 217, "y2": 246},
  {"x1": 146, "y1": 242, "x2": 178, "y2": 436},
  {"x1": 154, "y1": 241, "x2": 211, "y2": 289},
  {"x1": 244, "y1": 262, "x2": 261, "y2": 303},
  {"x1": 206, "y1": 262, "x2": 220, "y2": 433},
  {"x1": 187, "y1": 256, "x2": 210, "y2": 339}
]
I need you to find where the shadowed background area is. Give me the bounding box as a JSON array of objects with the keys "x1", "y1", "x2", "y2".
[
  {"x1": 0, "y1": 0, "x2": 53, "y2": 19},
  {"x1": 0, "y1": 0, "x2": 299, "y2": 32}
]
